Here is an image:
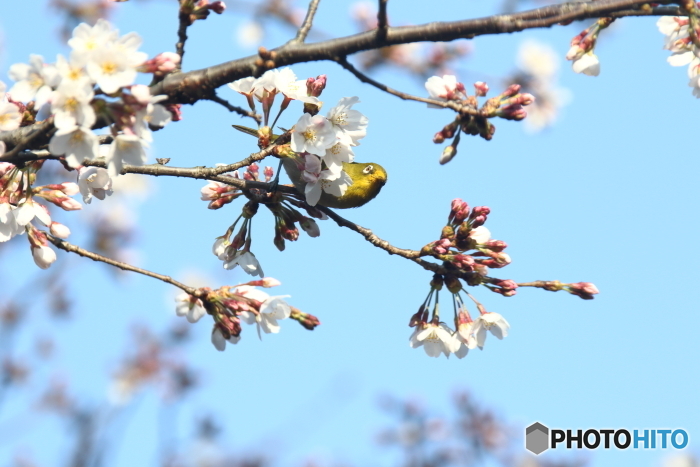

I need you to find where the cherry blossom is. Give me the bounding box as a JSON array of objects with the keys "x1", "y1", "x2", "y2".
[
  {"x1": 48, "y1": 125, "x2": 99, "y2": 168},
  {"x1": 326, "y1": 96, "x2": 368, "y2": 146},
  {"x1": 8, "y1": 54, "x2": 59, "y2": 108},
  {"x1": 291, "y1": 113, "x2": 337, "y2": 156},
  {"x1": 409, "y1": 322, "x2": 460, "y2": 358},
  {"x1": 472, "y1": 312, "x2": 510, "y2": 349},
  {"x1": 175, "y1": 293, "x2": 207, "y2": 323},
  {"x1": 301, "y1": 154, "x2": 352, "y2": 206},
  {"x1": 77, "y1": 167, "x2": 114, "y2": 203}
]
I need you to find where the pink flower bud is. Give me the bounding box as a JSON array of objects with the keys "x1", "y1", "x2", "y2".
[
  {"x1": 209, "y1": 1, "x2": 226, "y2": 14},
  {"x1": 306, "y1": 75, "x2": 327, "y2": 97},
  {"x1": 474, "y1": 81, "x2": 489, "y2": 97},
  {"x1": 60, "y1": 182, "x2": 79, "y2": 196},
  {"x1": 502, "y1": 84, "x2": 521, "y2": 97},
  {"x1": 261, "y1": 277, "x2": 281, "y2": 288}
]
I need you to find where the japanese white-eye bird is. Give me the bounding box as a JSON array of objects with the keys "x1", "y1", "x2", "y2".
[{"x1": 232, "y1": 125, "x2": 387, "y2": 209}]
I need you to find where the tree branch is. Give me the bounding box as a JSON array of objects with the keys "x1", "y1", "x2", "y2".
[
  {"x1": 288, "y1": 0, "x2": 321, "y2": 44},
  {"x1": 176, "y1": 7, "x2": 191, "y2": 68},
  {"x1": 377, "y1": 0, "x2": 389, "y2": 40},
  {"x1": 47, "y1": 235, "x2": 198, "y2": 295},
  {"x1": 0, "y1": 0, "x2": 681, "y2": 152}
]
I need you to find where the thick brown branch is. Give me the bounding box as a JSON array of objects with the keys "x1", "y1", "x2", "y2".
[
  {"x1": 47, "y1": 235, "x2": 197, "y2": 295},
  {"x1": 288, "y1": 0, "x2": 321, "y2": 44}
]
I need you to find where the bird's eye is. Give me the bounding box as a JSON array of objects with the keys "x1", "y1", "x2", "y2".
[{"x1": 362, "y1": 165, "x2": 374, "y2": 174}]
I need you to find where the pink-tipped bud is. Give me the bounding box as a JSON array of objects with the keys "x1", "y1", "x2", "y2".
[
  {"x1": 433, "y1": 132, "x2": 445, "y2": 144},
  {"x1": 502, "y1": 84, "x2": 521, "y2": 97},
  {"x1": 483, "y1": 240, "x2": 507, "y2": 252},
  {"x1": 209, "y1": 1, "x2": 226, "y2": 13},
  {"x1": 474, "y1": 81, "x2": 489, "y2": 97},
  {"x1": 567, "y1": 282, "x2": 599, "y2": 300},
  {"x1": 261, "y1": 277, "x2": 281, "y2": 288},
  {"x1": 306, "y1": 75, "x2": 327, "y2": 97},
  {"x1": 263, "y1": 166, "x2": 274, "y2": 182},
  {"x1": 165, "y1": 104, "x2": 183, "y2": 121},
  {"x1": 59, "y1": 182, "x2": 79, "y2": 196}
]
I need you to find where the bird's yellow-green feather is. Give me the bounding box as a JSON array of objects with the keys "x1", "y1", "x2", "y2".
[
  {"x1": 232, "y1": 124, "x2": 387, "y2": 209},
  {"x1": 282, "y1": 158, "x2": 387, "y2": 209}
]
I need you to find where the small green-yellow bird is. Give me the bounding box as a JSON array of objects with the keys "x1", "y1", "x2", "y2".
[{"x1": 232, "y1": 125, "x2": 387, "y2": 209}]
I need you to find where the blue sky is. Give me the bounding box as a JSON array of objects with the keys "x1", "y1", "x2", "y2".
[{"x1": 0, "y1": 1, "x2": 698, "y2": 467}]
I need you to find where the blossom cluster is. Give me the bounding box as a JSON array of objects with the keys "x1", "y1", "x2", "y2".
[
  {"x1": 565, "y1": 17, "x2": 617, "y2": 77},
  {"x1": 228, "y1": 67, "x2": 369, "y2": 207},
  {"x1": 7, "y1": 19, "x2": 176, "y2": 175},
  {"x1": 409, "y1": 199, "x2": 598, "y2": 359},
  {"x1": 204, "y1": 163, "x2": 324, "y2": 275},
  {"x1": 424, "y1": 75, "x2": 535, "y2": 164},
  {"x1": 174, "y1": 278, "x2": 320, "y2": 351},
  {"x1": 657, "y1": 15, "x2": 700, "y2": 97}
]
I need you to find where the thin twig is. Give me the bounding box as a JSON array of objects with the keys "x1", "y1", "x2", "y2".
[
  {"x1": 377, "y1": 0, "x2": 389, "y2": 40},
  {"x1": 315, "y1": 205, "x2": 446, "y2": 274},
  {"x1": 288, "y1": 0, "x2": 321, "y2": 44},
  {"x1": 205, "y1": 93, "x2": 262, "y2": 124},
  {"x1": 336, "y1": 57, "x2": 479, "y2": 115},
  {"x1": 47, "y1": 235, "x2": 198, "y2": 295},
  {"x1": 175, "y1": 8, "x2": 190, "y2": 68}
]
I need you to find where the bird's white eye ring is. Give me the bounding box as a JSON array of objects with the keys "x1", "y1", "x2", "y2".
[{"x1": 362, "y1": 165, "x2": 374, "y2": 174}]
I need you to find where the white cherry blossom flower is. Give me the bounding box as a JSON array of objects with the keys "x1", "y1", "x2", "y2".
[
  {"x1": 469, "y1": 226, "x2": 491, "y2": 245},
  {"x1": 32, "y1": 245, "x2": 57, "y2": 269},
  {"x1": 86, "y1": 40, "x2": 147, "y2": 94},
  {"x1": 657, "y1": 16, "x2": 688, "y2": 39},
  {"x1": 49, "y1": 125, "x2": 99, "y2": 168},
  {"x1": 252, "y1": 69, "x2": 279, "y2": 100},
  {"x1": 0, "y1": 203, "x2": 23, "y2": 242},
  {"x1": 291, "y1": 113, "x2": 337, "y2": 156},
  {"x1": 517, "y1": 40, "x2": 559, "y2": 80},
  {"x1": 223, "y1": 250, "x2": 264, "y2": 277},
  {"x1": 472, "y1": 312, "x2": 510, "y2": 349},
  {"x1": 212, "y1": 237, "x2": 229, "y2": 258},
  {"x1": 68, "y1": 19, "x2": 120, "y2": 65},
  {"x1": 106, "y1": 134, "x2": 148, "y2": 176},
  {"x1": 211, "y1": 326, "x2": 240, "y2": 351},
  {"x1": 302, "y1": 154, "x2": 352, "y2": 206},
  {"x1": 275, "y1": 67, "x2": 318, "y2": 104},
  {"x1": 175, "y1": 293, "x2": 207, "y2": 323},
  {"x1": 77, "y1": 166, "x2": 113, "y2": 203},
  {"x1": 13, "y1": 199, "x2": 52, "y2": 227},
  {"x1": 51, "y1": 80, "x2": 96, "y2": 130},
  {"x1": 326, "y1": 97, "x2": 368, "y2": 146},
  {"x1": 323, "y1": 142, "x2": 354, "y2": 173},
  {"x1": 0, "y1": 100, "x2": 21, "y2": 132},
  {"x1": 409, "y1": 322, "x2": 460, "y2": 358},
  {"x1": 55, "y1": 54, "x2": 91, "y2": 85},
  {"x1": 570, "y1": 51, "x2": 600, "y2": 76},
  {"x1": 425, "y1": 75, "x2": 465, "y2": 106},
  {"x1": 8, "y1": 55, "x2": 59, "y2": 108},
  {"x1": 240, "y1": 295, "x2": 291, "y2": 338}
]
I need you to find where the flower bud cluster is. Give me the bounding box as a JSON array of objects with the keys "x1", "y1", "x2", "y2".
[
  {"x1": 424, "y1": 75, "x2": 535, "y2": 164},
  {"x1": 6, "y1": 19, "x2": 177, "y2": 177},
  {"x1": 174, "y1": 279, "x2": 320, "y2": 351},
  {"x1": 180, "y1": 0, "x2": 226, "y2": 25},
  {"x1": 0, "y1": 159, "x2": 85, "y2": 269},
  {"x1": 421, "y1": 199, "x2": 513, "y2": 295},
  {"x1": 565, "y1": 17, "x2": 613, "y2": 76}
]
